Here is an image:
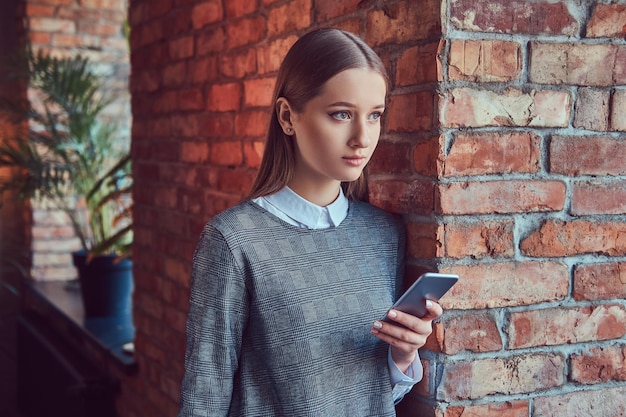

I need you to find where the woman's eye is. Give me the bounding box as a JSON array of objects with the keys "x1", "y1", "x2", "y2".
[
  {"x1": 330, "y1": 111, "x2": 350, "y2": 121},
  {"x1": 369, "y1": 111, "x2": 383, "y2": 122}
]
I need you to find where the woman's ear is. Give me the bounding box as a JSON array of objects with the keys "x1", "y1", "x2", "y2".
[{"x1": 276, "y1": 97, "x2": 295, "y2": 136}]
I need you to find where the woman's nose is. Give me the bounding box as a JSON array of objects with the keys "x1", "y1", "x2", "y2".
[{"x1": 349, "y1": 119, "x2": 372, "y2": 148}]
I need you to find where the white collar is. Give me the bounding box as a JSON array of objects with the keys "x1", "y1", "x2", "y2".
[{"x1": 253, "y1": 187, "x2": 349, "y2": 229}]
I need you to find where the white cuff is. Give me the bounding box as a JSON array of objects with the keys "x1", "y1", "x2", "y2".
[{"x1": 388, "y1": 348, "x2": 423, "y2": 404}]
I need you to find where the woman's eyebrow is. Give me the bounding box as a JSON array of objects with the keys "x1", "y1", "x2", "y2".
[{"x1": 327, "y1": 101, "x2": 385, "y2": 109}]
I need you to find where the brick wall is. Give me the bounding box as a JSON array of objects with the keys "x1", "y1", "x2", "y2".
[
  {"x1": 125, "y1": 1, "x2": 626, "y2": 416},
  {"x1": 22, "y1": 0, "x2": 130, "y2": 281},
  {"x1": 396, "y1": 1, "x2": 626, "y2": 416}
]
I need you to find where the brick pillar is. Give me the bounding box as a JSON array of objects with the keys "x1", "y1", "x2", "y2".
[{"x1": 403, "y1": 1, "x2": 626, "y2": 416}]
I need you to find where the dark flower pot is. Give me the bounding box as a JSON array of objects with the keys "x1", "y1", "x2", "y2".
[{"x1": 72, "y1": 251, "x2": 133, "y2": 318}]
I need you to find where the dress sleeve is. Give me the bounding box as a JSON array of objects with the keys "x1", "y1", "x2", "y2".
[{"x1": 177, "y1": 223, "x2": 249, "y2": 417}]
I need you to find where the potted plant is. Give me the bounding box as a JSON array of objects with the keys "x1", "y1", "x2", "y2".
[{"x1": 0, "y1": 50, "x2": 133, "y2": 317}]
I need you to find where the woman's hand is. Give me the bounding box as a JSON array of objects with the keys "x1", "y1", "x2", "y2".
[{"x1": 371, "y1": 300, "x2": 443, "y2": 374}]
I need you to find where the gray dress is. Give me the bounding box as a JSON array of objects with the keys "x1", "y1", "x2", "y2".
[{"x1": 178, "y1": 200, "x2": 405, "y2": 417}]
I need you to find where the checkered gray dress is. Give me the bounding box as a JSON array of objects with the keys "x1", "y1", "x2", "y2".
[{"x1": 178, "y1": 200, "x2": 405, "y2": 417}]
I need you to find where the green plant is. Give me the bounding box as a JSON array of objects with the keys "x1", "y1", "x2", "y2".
[{"x1": 0, "y1": 50, "x2": 132, "y2": 260}]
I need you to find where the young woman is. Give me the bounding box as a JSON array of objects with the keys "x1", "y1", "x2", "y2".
[{"x1": 178, "y1": 28, "x2": 442, "y2": 416}]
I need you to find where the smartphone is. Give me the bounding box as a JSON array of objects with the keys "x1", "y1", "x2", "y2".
[{"x1": 382, "y1": 272, "x2": 459, "y2": 321}]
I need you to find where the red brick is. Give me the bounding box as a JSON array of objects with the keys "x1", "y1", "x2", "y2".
[
  {"x1": 28, "y1": 32, "x2": 52, "y2": 45},
  {"x1": 573, "y1": 262, "x2": 626, "y2": 301},
  {"x1": 153, "y1": 186, "x2": 178, "y2": 209},
  {"x1": 368, "y1": 179, "x2": 434, "y2": 215},
  {"x1": 136, "y1": 292, "x2": 165, "y2": 320},
  {"x1": 521, "y1": 219, "x2": 626, "y2": 257},
  {"x1": 396, "y1": 42, "x2": 439, "y2": 86},
  {"x1": 78, "y1": 21, "x2": 119, "y2": 36},
  {"x1": 29, "y1": 17, "x2": 76, "y2": 33},
  {"x1": 444, "y1": 220, "x2": 515, "y2": 259},
  {"x1": 570, "y1": 344, "x2": 626, "y2": 384},
  {"x1": 412, "y1": 136, "x2": 441, "y2": 177},
  {"x1": 534, "y1": 387, "x2": 626, "y2": 417},
  {"x1": 220, "y1": 49, "x2": 257, "y2": 78},
  {"x1": 51, "y1": 34, "x2": 92, "y2": 48},
  {"x1": 243, "y1": 141, "x2": 265, "y2": 169},
  {"x1": 234, "y1": 110, "x2": 268, "y2": 138},
  {"x1": 615, "y1": 45, "x2": 626, "y2": 83},
  {"x1": 256, "y1": 35, "x2": 297, "y2": 75},
  {"x1": 449, "y1": 40, "x2": 521, "y2": 82},
  {"x1": 199, "y1": 112, "x2": 235, "y2": 138},
  {"x1": 611, "y1": 88, "x2": 626, "y2": 131},
  {"x1": 316, "y1": 0, "x2": 361, "y2": 22},
  {"x1": 180, "y1": 141, "x2": 209, "y2": 163},
  {"x1": 79, "y1": 0, "x2": 125, "y2": 10},
  {"x1": 387, "y1": 92, "x2": 435, "y2": 132},
  {"x1": 164, "y1": 256, "x2": 189, "y2": 284},
  {"x1": 31, "y1": 225, "x2": 76, "y2": 240},
  {"x1": 207, "y1": 82, "x2": 242, "y2": 112},
  {"x1": 508, "y1": 305, "x2": 626, "y2": 349},
  {"x1": 134, "y1": 161, "x2": 159, "y2": 183},
  {"x1": 225, "y1": 15, "x2": 266, "y2": 48},
  {"x1": 209, "y1": 141, "x2": 244, "y2": 166},
  {"x1": 243, "y1": 77, "x2": 275, "y2": 108},
  {"x1": 177, "y1": 88, "x2": 205, "y2": 111},
  {"x1": 406, "y1": 222, "x2": 442, "y2": 259},
  {"x1": 449, "y1": 0, "x2": 577, "y2": 36},
  {"x1": 331, "y1": 18, "x2": 361, "y2": 36},
  {"x1": 368, "y1": 141, "x2": 413, "y2": 175},
  {"x1": 159, "y1": 211, "x2": 189, "y2": 238},
  {"x1": 441, "y1": 87, "x2": 571, "y2": 128},
  {"x1": 366, "y1": 1, "x2": 440, "y2": 46},
  {"x1": 439, "y1": 180, "x2": 566, "y2": 215},
  {"x1": 196, "y1": 27, "x2": 226, "y2": 55},
  {"x1": 550, "y1": 135, "x2": 626, "y2": 176},
  {"x1": 573, "y1": 87, "x2": 610, "y2": 131},
  {"x1": 191, "y1": 0, "x2": 223, "y2": 29},
  {"x1": 134, "y1": 20, "x2": 164, "y2": 49},
  {"x1": 225, "y1": 0, "x2": 258, "y2": 18},
  {"x1": 168, "y1": 36, "x2": 194, "y2": 60},
  {"x1": 444, "y1": 132, "x2": 541, "y2": 176},
  {"x1": 214, "y1": 168, "x2": 256, "y2": 195},
  {"x1": 442, "y1": 262, "x2": 569, "y2": 310},
  {"x1": 188, "y1": 56, "x2": 219, "y2": 84},
  {"x1": 587, "y1": 4, "x2": 626, "y2": 38},
  {"x1": 153, "y1": 91, "x2": 178, "y2": 114},
  {"x1": 162, "y1": 62, "x2": 187, "y2": 87},
  {"x1": 441, "y1": 312, "x2": 502, "y2": 354},
  {"x1": 530, "y1": 43, "x2": 625, "y2": 87},
  {"x1": 267, "y1": 0, "x2": 312, "y2": 37},
  {"x1": 572, "y1": 180, "x2": 626, "y2": 215},
  {"x1": 440, "y1": 354, "x2": 565, "y2": 400},
  {"x1": 445, "y1": 401, "x2": 529, "y2": 417},
  {"x1": 26, "y1": 4, "x2": 55, "y2": 16}
]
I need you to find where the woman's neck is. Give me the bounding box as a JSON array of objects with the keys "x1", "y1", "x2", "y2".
[{"x1": 287, "y1": 179, "x2": 341, "y2": 207}]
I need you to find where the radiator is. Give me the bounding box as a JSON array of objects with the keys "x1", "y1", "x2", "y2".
[{"x1": 17, "y1": 312, "x2": 117, "y2": 417}]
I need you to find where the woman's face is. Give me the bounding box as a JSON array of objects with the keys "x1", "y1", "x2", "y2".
[{"x1": 285, "y1": 68, "x2": 387, "y2": 204}]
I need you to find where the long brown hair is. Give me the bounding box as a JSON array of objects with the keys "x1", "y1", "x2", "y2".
[{"x1": 246, "y1": 28, "x2": 389, "y2": 201}]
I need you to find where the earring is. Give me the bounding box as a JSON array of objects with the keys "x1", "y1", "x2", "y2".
[{"x1": 286, "y1": 128, "x2": 293, "y2": 134}]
